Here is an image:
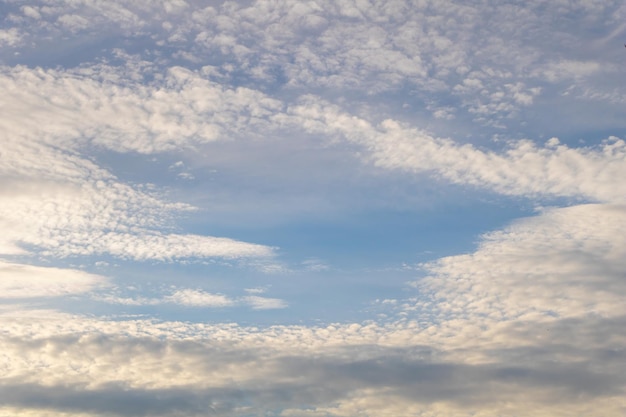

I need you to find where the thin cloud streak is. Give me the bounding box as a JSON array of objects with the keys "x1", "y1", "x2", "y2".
[{"x1": 96, "y1": 289, "x2": 288, "y2": 310}]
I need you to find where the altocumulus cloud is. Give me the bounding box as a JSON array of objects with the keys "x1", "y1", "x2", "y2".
[
  {"x1": 0, "y1": 0, "x2": 626, "y2": 416},
  {"x1": 0, "y1": 65, "x2": 276, "y2": 261}
]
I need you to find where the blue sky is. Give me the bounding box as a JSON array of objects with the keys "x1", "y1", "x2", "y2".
[{"x1": 1, "y1": 0, "x2": 626, "y2": 416}]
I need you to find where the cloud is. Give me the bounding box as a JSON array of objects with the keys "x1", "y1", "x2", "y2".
[
  {"x1": 1, "y1": 1, "x2": 626, "y2": 416},
  {"x1": 242, "y1": 295, "x2": 288, "y2": 310},
  {"x1": 1, "y1": 352, "x2": 620, "y2": 417},
  {"x1": 0, "y1": 65, "x2": 276, "y2": 262},
  {"x1": 165, "y1": 289, "x2": 234, "y2": 308},
  {"x1": 0, "y1": 383, "x2": 214, "y2": 417},
  {"x1": 287, "y1": 99, "x2": 626, "y2": 202},
  {"x1": 5, "y1": 60, "x2": 624, "y2": 214},
  {"x1": 0, "y1": 175, "x2": 273, "y2": 261},
  {"x1": 98, "y1": 289, "x2": 287, "y2": 310},
  {"x1": 0, "y1": 308, "x2": 624, "y2": 417},
  {"x1": 21, "y1": 6, "x2": 42, "y2": 20},
  {"x1": 6, "y1": 0, "x2": 624, "y2": 125},
  {"x1": 0, "y1": 260, "x2": 107, "y2": 298},
  {"x1": 414, "y1": 203, "x2": 626, "y2": 323},
  {"x1": 0, "y1": 28, "x2": 21, "y2": 46},
  {"x1": 301, "y1": 259, "x2": 329, "y2": 272},
  {"x1": 83, "y1": 233, "x2": 273, "y2": 261},
  {"x1": 0, "y1": 65, "x2": 283, "y2": 154},
  {"x1": 537, "y1": 59, "x2": 606, "y2": 82}
]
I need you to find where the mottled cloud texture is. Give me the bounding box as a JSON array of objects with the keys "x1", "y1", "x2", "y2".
[{"x1": 1, "y1": 0, "x2": 625, "y2": 416}]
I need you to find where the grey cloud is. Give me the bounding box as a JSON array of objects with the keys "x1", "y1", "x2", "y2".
[
  {"x1": 1, "y1": 2, "x2": 626, "y2": 416},
  {"x1": 272, "y1": 343, "x2": 624, "y2": 405},
  {"x1": 0, "y1": 382, "x2": 222, "y2": 416},
  {"x1": 0, "y1": 337, "x2": 623, "y2": 417},
  {"x1": 1, "y1": 305, "x2": 625, "y2": 416}
]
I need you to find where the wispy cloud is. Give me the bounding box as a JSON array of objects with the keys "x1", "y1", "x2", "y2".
[
  {"x1": 0, "y1": 261, "x2": 107, "y2": 298},
  {"x1": 98, "y1": 289, "x2": 288, "y2": 310}
]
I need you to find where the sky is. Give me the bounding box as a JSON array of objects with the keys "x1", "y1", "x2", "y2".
[{"x1": 1, "y1": 0, "x2": 626, "y2": 416}]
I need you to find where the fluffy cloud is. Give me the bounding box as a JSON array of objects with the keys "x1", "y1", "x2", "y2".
[
  {"x1": 0, "y1": 28, "x2": 21, "y2": 46},
  {"x1": 0, "y1": 64, "x2": 283, "y2": 154},
  {"x1": 418, "y1": 203, "x2": 626, "y2": 319},
  {"x1": 394, "y1": 203, "x2": 626, "y2": 382},
  {"x1": 0, "y1": 65, "x2": 276, "y2": 261},
  {"x1": 0, "y1": 203, "x2": 624, "y2": 416},
  {"x1": 1, "y1": 1, "x2": 625, "y2": 416},
  {"x1": 4, "y1": 63, "x2": 625, "y2": 210},
  {"x1": 0, "y1": 174, "x2": 273, "y2": 261},
  {"x1": 0, "y1": 303, "x2": 624, "y2": 417},
  {"x1": 287, "y1": 100, "x2": 626, "y2": 202},
  {"x1": 5, "y1": 0, "x2": 624, "y2": 123}
]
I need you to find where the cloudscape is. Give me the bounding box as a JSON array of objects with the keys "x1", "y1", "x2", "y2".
[{"x1": 1, "y1": 1, "x2": 625, "y2": 416}]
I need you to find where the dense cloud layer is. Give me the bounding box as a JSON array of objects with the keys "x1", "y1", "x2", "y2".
[{"x1": 0, "y1": 305, "x2": 625, "y2": 416}]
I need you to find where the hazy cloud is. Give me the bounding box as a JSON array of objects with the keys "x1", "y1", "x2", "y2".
[{"x1": 0, "y1": 261, "x2": 107, "y2": 298}]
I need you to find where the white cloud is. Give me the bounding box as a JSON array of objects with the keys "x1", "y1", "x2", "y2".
[
  {"x1": 287, "y1": 99, "x2": 626, "y2": 202},
  {"x1": 0, "y1": 28, "x2": 21, "y2": 46},
  {"x1": 0, "y1": 304, "x2": 623, "y2": 417},
  {"x1": 242, "y1": 295, "x2": 287, "y2": 310},
  {"x1": 1, "y1": 1, "x2": 625, "y2": 416},
  {"x1": 176, "y1": 172, "x2": 194, "y2": 180},
  {"x1": 168, "y1": 161, "x2": 184, "y2": 170},
  {"x1": 0, "y1": 65, "x2": 276, "y2": 262},
  {"x1": 6, "y1": 1, "x2": 624, "y2": 98},
  {"x1": 302, "y1": 259, "x2": 329, "y2": 272},
  {"x1": 165, "y1": 289, "x2": 234, "y2": 307},
  {"x1": 0, "y1": 175, "x2": 272, "y2": 261},
  {"x1": 0, "y1": 65, "x2": 283, "y2": 155},
  {"x1": 89, "y1": 233, "x2": 273, "y2": 261},
  {"x1": 6, "y1": 0, "x2": 620, "y2": 125},
  {"x1": 21, "y1": 6, "x2": 42, "y2": 20},
  {"x1": 419, "y1": 205, "x2": 626, "y2": 320},
  {"x1": 94, "y1": 294, "x2": 161, "y2": 306},
  {"x1": 57, "y1": 14, "x2": 90, "y2": 31},
  {"x1": 0, "y1": 260, "x2": 107, "y2": 298},
  {"x1": 537, "y1": 59, "x2": 606, "y2": 82},
  {"x1": 13, "y1": 196, "x2": 624, "y2": 417},
  {"x1": 98, "y1": 288, "x2": 288, "y2": 310}
]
